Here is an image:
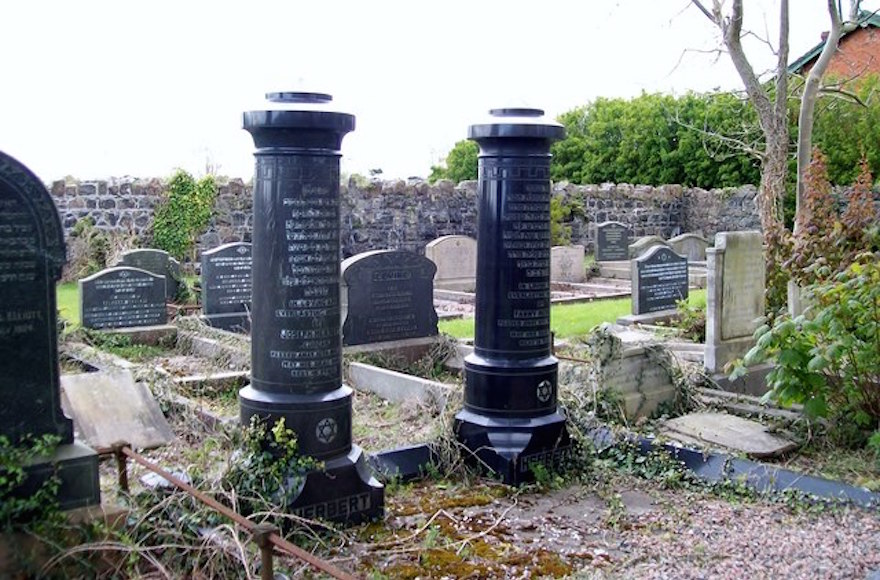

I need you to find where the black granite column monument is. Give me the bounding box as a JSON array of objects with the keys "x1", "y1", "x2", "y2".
[
  {"x1": 239, "y1": 92, "x2": 383, "y2": 523},
  {"x1": 455, "y1": 109, "x2": 572, "y2": 485}
]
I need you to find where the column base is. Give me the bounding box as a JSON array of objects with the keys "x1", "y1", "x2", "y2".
[
  {"x1": 239, "y1": 384, "x2": 353, "y2": 460},
  {"x1": 454, "y1": 409, "x2": 572, "y2": 485},
  {"x1": 16, "y1": 441, "x2": 101, "y2": 511},
  {"x1": 287, "y1": 445, "x2": 384, "y2": 524}
]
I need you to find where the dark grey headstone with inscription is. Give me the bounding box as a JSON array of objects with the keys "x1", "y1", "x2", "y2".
[
  {"x1": 595, "y1": 221, "x2": 631, "y2": 262},
  {"x1": 118, "y1": 248, "x2": 180, "y2": 302},
  {"x1": 80, "y1": 266, "x2": 167, "y2": 329},
  {"x1": 0, "y1": 150, "x2": 100, "y2": 510},
  {"x1": 632, "y1": 246, "x2": 689, "y2": 315},
  {"x1": 341, "y1": 250, "x2": 438, "y2": 346},
  {"x1": 201, "y1": 242, "x2": 252, "y2": 331}
]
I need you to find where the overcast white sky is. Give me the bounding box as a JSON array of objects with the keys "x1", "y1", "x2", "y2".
[{"x1": 1, "y1": 1, "x2": 876, "y2": 182}]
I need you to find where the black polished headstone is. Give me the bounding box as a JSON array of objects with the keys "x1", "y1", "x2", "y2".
[
  {"x1": 239, "y1": 91, "x2": 382, "y2": 524},
  {"x1": 0, "y1": 150, "x2": 100, "y2": 510},
  {"x1": 595, "y1": 221, "x2": 631, "y2": 262},
  {"x1": 341, "y1": 250, "x2": 438, "y2": 346},
  {"x1": 632, "y1": 246, "x2": 689, "y2": 315},
  {"x1": 79, "y1": 266, "x2": 167, "y2": 329},
  {"x1": 201, "y1": 242, "x2": 252, "y2": 332},
  {"x1": 118, "y1": 248, "x2": 180, "y2": 302},
  {"x1": 455, "y1": 108, "x2": 572, "y2": 485}
]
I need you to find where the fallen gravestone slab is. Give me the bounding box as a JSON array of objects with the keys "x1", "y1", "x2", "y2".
[
  {"x1": 61, "y1": 369, "x2": 174, "y2": 450},
  {"x1": 663, "y1": 412, "x2": 797, "y2": 459}
]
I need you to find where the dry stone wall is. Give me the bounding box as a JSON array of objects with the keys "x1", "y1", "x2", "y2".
[{"x1": 50, "y1": 176, "x2": 772, "y2": 258}]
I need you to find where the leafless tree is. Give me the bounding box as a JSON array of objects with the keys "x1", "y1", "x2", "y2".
[{"x1": 690, "y1": 0, "x2": 861, "y2": 232}]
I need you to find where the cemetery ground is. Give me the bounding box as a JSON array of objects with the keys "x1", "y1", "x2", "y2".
[{"x1": 13, "y1": 286, "x2": 877, "y2": 578}]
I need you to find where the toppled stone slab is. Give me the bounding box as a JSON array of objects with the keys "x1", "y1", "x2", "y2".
[
  {"x1": 663, "y1": 412, "x2": 798, "y2": 459},
  {"x1": 61, "y1": 369, "x2": 173, "y2": 451}
]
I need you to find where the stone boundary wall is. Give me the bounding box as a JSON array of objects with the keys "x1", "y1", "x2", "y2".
[{"x1": 50, "y1": 176, "x2": 774, "y2": 258}]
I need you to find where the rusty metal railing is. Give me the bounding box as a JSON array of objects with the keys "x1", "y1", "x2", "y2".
[{"x1": 109, "y1": 444, "x2": 357, "y2": 580}]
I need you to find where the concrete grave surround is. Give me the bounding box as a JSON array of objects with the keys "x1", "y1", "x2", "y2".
[
  {"x1": 550, "y1": 245, "x2": 586, "y2": 282},
  {"x1": 117, "y1": 248, "x2": 180, "y2": 302},
  {"x1": 560, "y1": 324, "x2": 678, "y2": 419},
  {"x1": 595, "y1": 221, "x2": 631, "y2": 262},
  {"x1": 631, "y1": 246, "x2": 689, "y2": 316},
  {"x1": 61, "y1": 369, "x2": 174, "y2": 450},
  {"x1": 341, "y1": 249, "x2": 438, "y2": 346},
  {"x1": 667, "y1": 233, "x2": 710, "y2": 262},
  {"x1": 79, "y1": 266, "x2": 167, "y2": 329},
  {"x1": 0, "y1": 150, "x2": 100, "y2": 510},
  {"x1": 201, "y1": 242, "x2": 252, "y2": 331},
  {"x1": 628, "y1": 235, "x2": 671, "y2": 259},
  {"x1": 423, "y1": 235, "x2": 477, "y2": 291},
  {"x1": 705, "y1": 231, "x2": 765, "y2": 374}
]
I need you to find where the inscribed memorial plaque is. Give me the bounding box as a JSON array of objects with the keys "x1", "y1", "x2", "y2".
[
  {"x1": 80, "y1": 266, "x2": 167, "y2": 329},
  {"x1": 595, "y1": 221, "x2": 631, "y2": 261},
  {"x1": 633, "y1": 246, "x2": 688, "y2": 315},
  {"x1": 201, "y1": 242, "x2": 252, "y2": 330},
  {"x1": 341, "y1": 250, "x2": 438, "y2": 346},
  {"x1": 0, "y1": 150, "x2": 100, "y2": 510},
  {"x1": 0, "y1": 152, "x2": 73, "y2": 444}
]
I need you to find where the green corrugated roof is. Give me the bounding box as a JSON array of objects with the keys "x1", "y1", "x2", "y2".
[{"x1": 788, "y1": 9, "x2": 880, "y2": 74}]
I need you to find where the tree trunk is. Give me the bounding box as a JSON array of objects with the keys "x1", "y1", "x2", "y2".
[{"x1": 795, "y1": 1, "x2": 856, "y2": 231}]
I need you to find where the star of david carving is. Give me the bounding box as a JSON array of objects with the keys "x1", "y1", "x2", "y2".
[{"x1": 315, "y1": 417, "x2": 338, "y2": 444}]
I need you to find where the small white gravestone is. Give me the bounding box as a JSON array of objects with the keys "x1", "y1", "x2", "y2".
[
  {"x1": 424, "y1": 235, "x2": 477, "y2": 291},
  {"x1": 550, "y1": 245, "x2": 586, "y2": 282},
  {"x1": 705, "y1": 231, "x2": 765, "y2": 374}
]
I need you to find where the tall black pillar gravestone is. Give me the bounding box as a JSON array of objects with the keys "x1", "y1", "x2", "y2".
[
  {"x1": 0, "y1": 151, "x2": 100, "y2": 510},
  {"x1": 455, "y1": 109, "x2": 572, "y2": 485},
  {"x1": 239, "y1": 92, "x2": 383, "y2": 523}
]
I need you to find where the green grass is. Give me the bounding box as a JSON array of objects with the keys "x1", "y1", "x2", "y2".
[
  {"x1": 439, "y1": 289, "x2": 707, "y2": 340},
  {"x1": 57, "y1": 282, "x2": 79, "y2": 326}
]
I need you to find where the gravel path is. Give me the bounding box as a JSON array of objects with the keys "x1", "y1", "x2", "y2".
[{"x1": 605, "y1": 492, "x2": 880, "y2": 579}]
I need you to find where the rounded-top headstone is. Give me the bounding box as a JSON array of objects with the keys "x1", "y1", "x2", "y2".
[
  {"x1": 243, "y1": 91, "x2": 355, "y2": 150},
  {"x1": 468, "y1": 108, "x2": 565, "y2": 142}
]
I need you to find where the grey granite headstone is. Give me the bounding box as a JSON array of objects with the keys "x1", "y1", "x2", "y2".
[
  {"x1": 118, "y1": 248, "x2": 180, "y2": 302},
  {"x1": 341, "y1": 250, "x2": 438, "y2": 346},
  {"x1": 632, "y1": 246, "x2": 688, "y2": 315},
  {"x1": 550, "y1": 245, "x2": 586, "y2": 282},
  {"x1": 595, "y1": 221, "x2": 631, "y2": 262},
  {"x1": 0, "y1": 150, "x2": 100, "y2": 510},
  {"x1": 424, "y1": 235, "x2": 477, "y2": 291},
  {"x1": 201, "y1": 242, "x2": 252, "y2": 331},
  {"x1": 628, "y1": 235, "x2": 671, "y2": 259},
  {"x1": 668, "y1": 233, "x2": 710, "y2": 262},
  {"x1": 80, "y1": 266, "x2": 167, "y2": 329}
]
